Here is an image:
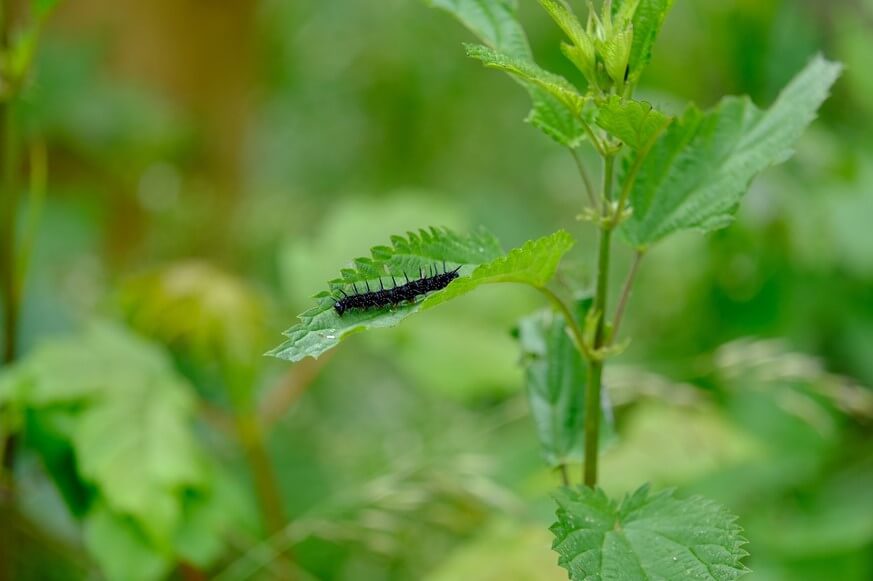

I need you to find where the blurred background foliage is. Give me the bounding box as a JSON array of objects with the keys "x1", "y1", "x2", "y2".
[{"x1": 1, "y1": 0, "x2": 872, "y2": 579}]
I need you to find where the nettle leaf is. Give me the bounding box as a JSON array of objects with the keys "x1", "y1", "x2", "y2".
[
  {"x1": 466, "y1": 44, "x2": 586, "y2": 115},
  {"x1": 622, "y1": 55, "x2": 842, "y2": 247},
  {"x1": 551, "y1": 485, "x2": 749, "y2": 581},
  {"x1": 1, "y1": 324, "x2": 208, "y2": 545},
  {"x1": 429, "y1": 0, "x2": 587, "y2": 147},
  {"x1": 428, "y1": 0, "x2": 529, "y2": 59},
  {"x1": 269, "y1": 227, "x2": 502, "y2": 362},
  {"x1": 517, "y1": 303, "x2": 588, "y2": 467},
  {"x1": 595, "y1": 96, "x2": 671, "y2": 150},
  {"x1": 269, "y1": 229, "x2": 574, "y2": 363},
  {"x1": 614, "y1": 0, "x2": 675, "y2": 84},
  {"x1": 421, "y1": 230, "x2": 575, "y2": 309}
]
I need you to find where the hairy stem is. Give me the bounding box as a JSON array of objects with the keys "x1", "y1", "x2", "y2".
[
  {"x1": 571, "y1": 148, "x2": 598, "y2": 211},
  {"x1": 611, "y1": 250, "x2": 644, "y2": 342},
  {"x1": 583, "y1": 153, "x2": 615, "y2": 487},
  {"x1": 538, "y1": 286, "x2": 588, "y2": 359}
]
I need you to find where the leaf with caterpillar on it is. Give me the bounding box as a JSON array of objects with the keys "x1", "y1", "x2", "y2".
[{"x1": 267, "y1": 228, "x2": 575, "y2": 363}]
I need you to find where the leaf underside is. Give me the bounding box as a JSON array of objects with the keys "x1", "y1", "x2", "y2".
[
  {"x1": 268, "y1": 228, "x2": 575, "y2": 363},
  {"x1": 517, "y1": 304, "x2": 587, "y2": 467},
  {"x1": 621, "y1": 55, "x2": 842, "y2": 247},
  {"x1": 552, "y1": 485, "x2": 749, "y2": 581}
]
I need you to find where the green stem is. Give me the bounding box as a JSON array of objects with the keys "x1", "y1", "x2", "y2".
[
  {"x1": 570, "y1": 148, "x2": 598, "y2": 211},
  {"x1": 227, "y1": 367, "x2": 287, "y2": 532},
  {"x1": 610, "y1": 250, "x2": 644, "y2": 342},
  {"x1": 1, "y1": 96, "x2": 19, "y2": 366},
  {"x1": 224, "y1": 363, "x2": 295, "y2": 578},
  {"x1": 559, "y1": 464, "x2": 570, "y2": 487},
  {"x1": 538, "y1": 286, "x2": 588, "y2": 359},
  {"x1": 583, "y1": 153, "x2": 616, "y2": 487}
]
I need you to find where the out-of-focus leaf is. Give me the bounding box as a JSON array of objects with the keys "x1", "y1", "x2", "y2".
[
  {"x1": 268, "y1": 227, "x2": 503, "y2": 362},
  {"x1": 1, "y1": 324, "x2": 208, "y2": 547},
  {"x1": 119, "y1": 262, "x2": 269, "y2": 367},
  {"x1": 551, "y1": 485, "x2": 749, "y2": 580},
  {"x1": 428, "y1": 0, "x2": 587, "y2": 147},
  {"x1": 594, "y1": 96, "x2": 671, "y2": 150},
  {"x1": 622, "y1": 55, "x2": 842, "y2": 247},
  {"x1": 517, "y1": 303, "x2": 588, "y2": 467},
  {"x1": 72, "y1": 372, "x2": 205, "y2": 543},
  {"x1": 84, "y1": 504, "x2": 171, "y2": 581},
  {"x1": 422, "y1": 230, "x2": 575, "y2": 309}
]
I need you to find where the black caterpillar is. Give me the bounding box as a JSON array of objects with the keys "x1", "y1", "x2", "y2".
[{"x1": 333, "y1": 263, "x2": 461, "y2": 316}]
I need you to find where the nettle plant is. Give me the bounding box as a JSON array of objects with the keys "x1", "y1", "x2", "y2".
[{"x1": 270, "y1": 0, "x2": 841, "y2": 578}]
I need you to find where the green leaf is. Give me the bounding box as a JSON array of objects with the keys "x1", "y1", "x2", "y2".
[
  {"x1": 615, "y1": 0, "x2": 674, "y2": 84},
  {"x1": 465, "y1": 44, "x2": 586, "y2": 114},
  {"x1": 428, "y1": 0, "x2": 530, "y2": 60},
  {"x1": 268, "y1": 227, "x2": 503, "y2": 362},
  {"x1": 421, "y1": 230, "x2": 575, "y2": 309},
  {"x1": 622, "y1": 55, "x2": 842, "y2": 247},
  {"x1": 516, "y1": 304, "x2": 587, "y2": 467},
  {"x1": 73, "y1": 372, "x2": 205, "y2": 544},
  {"x1": 2, "y1": 324, "x2": 207, "y2": 545},
  {"x1": 551, "y1": 485, "x2": 749, "y2": 580},
  {"x1": 594, "y1": 96, "x2": 671, "y2": 149},
  {"x1": 538, "y1": 0, "x2": 586, "y2": 48},
  {"x1": 84, "y1": 504, "x2": 172, "y2": 581},
  {"x1": 428, "y1": 0, "x2": 587, "y2": 147}
]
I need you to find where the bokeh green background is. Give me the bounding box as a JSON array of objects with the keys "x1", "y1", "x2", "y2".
[{"x1": 2, "y1": 0, "x2": 873, "y2": 579}]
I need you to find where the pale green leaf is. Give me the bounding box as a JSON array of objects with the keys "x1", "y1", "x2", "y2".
[
  {"x1": 598, "y1": 27, "x2": 634, "y2": 85},
  {"x1": 84, "y1": 504, "x2": 172, "y2": 581},
  {"x1": 551, "y1": 485, "x2": 749, "y2": 581},
  {"x1": 466, "y1": 43, "x2": 586, "y2": 114},
  {"x1": 268, "y1": 227, "x2": 503, "y2": 362},
  {"x1": 614, "y1": 0, "x2": 674, "y2": 84},
  {"x1": 73, "y1": 374, "x2": 205, "y2": 543},
  {"x1": 421, "y1": 230, "x2": 575, "y2": 309},
  {"x1": 594, "y1": 95, "x2": 671, "y2": 149},
  {"x1": 622, "y1": 55, "x2": 842, "y2": 247},
  {"x1": 2, "y1": 324, "x2": 207, "y2": 545},
  {"x1": 428, "y1": 0, "x2": 587, "y2": 147}
]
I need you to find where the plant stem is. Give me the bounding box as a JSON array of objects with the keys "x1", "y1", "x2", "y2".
[
  {"x1": 571, "y1": 148, "x2": 598, "y2": 211},
  {"x1": 225, "y1": 364, "x2": 295, "y2": 579},
  {"x1": 0, "y1": 94, "x2": 19, "y2": 366},
  {"x1": 538, "y1": 286, "x2": 587, "y2": 358},
  {"x1": 583, "y1": 153, "x2": 616, "y2": 487},
  {"x1": 610, "y1": 250, "x2": 644, "y2": 342},
  {"x1": 559, "y1": 464, "x2": 570, "y2": 486}
]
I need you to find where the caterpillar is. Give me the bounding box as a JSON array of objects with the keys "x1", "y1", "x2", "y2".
[{"x1": 333, "y1": 262, "x2": 461, "y2": 316}]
